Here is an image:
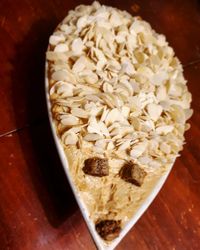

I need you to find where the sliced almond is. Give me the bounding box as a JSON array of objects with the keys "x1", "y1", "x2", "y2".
[
  {"x1": 60, "y1": 24, "x2": 73, "y2": 34},
  {"x1": 62, "y1": 132, "x2": 78, "y2": 145},
  {"x1": 85, "y1": 72, "x2": 99, "y2": 84},
  {"x1": 160, "y1": 142, "x2": 171, "y2": 154},
  {"x1": 71, "y1": 38, "x2": 84, "y2": 55},
  {"x1": 118, "y1": 140, "x2": 130, "y2": 151},
  {"x1": 156, "y1": 125, "x2": 174, "y2": 135},
  {"x1": 84, "y1": 133, "x2": 103, "y2": 141},
  {"x1": 49, "y1": 34, "x2": 65, "y2": 45},
  {"x1": 121, "y1": 106, "x2": 130, "y2": 119},
  {"x1": 107, "y1": 141, "x2": 115, "y2": 150},
  {"x1": 46, "y1": 51, "x2": 68, "y2": 62},
  {"x1": 54, "y1": 43, "x2": 69, "y2": 52},
  {"x1": 98, "y1": 121, "x2": 110, "y2": 137},
  {"x1": 147, "y1": 103, "x2": 163, "y2": 121},
  {"x1": 130, "y1": 141, "x2": 148, "y2": 159},
  {"x1": 77, "y1": 16, "x2": 88, "y2": 29},
  {"x1": 156, "y1": 86, "x2": 167, "y2": 101},
  {"x1": 105, "y1": 108, "x2": 121, "y2": 125},
  {"x1": 72, "y1": 56, "x2": 86, "y2": 73},
  {"x1": 52, "y1": 70, "x2": 68, "y2": 81},
  {"x1": 61, "y1": 115, "x2": 79, "y2": 126},
  {"x1": 100, "y1": 107, "x2": 109, "y2": 122},
  {"x1": 87, "y1": 116, "x2": 102, "y2": 135},
  {"x1": 71, "y1": 108, "x2": 89, "y2": 118},
  {"x1": 103, "y1": 82, "x2": 113, "y2": 93},
  {"x1": 95, "y1": 139, "x2": 107, "y2": 149}
]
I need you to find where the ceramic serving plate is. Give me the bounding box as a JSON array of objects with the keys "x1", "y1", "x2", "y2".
[
  {"x1": 44, "y1": 3, "x2": 193, "y2": 249},
  {"x1": 45, "y1": 61, "x2": 175, "y2": 250}
]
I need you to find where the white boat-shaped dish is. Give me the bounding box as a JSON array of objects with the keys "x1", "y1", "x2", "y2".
[{"x1": 45, "y1": 61, "x2": 175, "y2": 250}]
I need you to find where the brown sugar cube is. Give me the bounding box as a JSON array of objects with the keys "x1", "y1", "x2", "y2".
[
  {"x1": 82, "y1": 157, "x2": 109, "y2": 177},
  {"x1": 119, "y1": 162, "x2": 147, "y2": 187},
  {"x1": 95, "y1": 220, "x2": 121, "y2": 241}
]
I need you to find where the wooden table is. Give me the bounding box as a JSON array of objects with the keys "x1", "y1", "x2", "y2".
[{"x1": 0, "y1": 1, "x2": 200, "y2": 249}]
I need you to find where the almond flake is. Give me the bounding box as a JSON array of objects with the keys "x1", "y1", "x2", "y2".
[
  {"x1": 87, "y1": 117, "x2": 102, "y2": 135},
  {"x1": 66, "y1": 126, "x2": 83, "y2": 134},
  {"x1": 62, "y1": 132, "x2": 78, "y2": 145},
  {"x1": 72, "y1": 56, "x2": 86, "y2": 73},
  {"x1": 61, "y1": 115, "x2": 79, "y2": 126},
  {"x1": 103, "y1": 82, "x2": 113, "y2": 93},
  {"x1": 49, "y1": 35, "x2": 65, "y2": 45},
  {"x1": 71, "y1": 38, "x2": 84, "y2": 55},
  {"x1": 156, "y1": 125, "x2": 174, "y2": 135},
  {"x1": 77, "y1": 16, "x2": 88, "y2": 29},
  {"x1": 54, "y1": 43, "x2": 69, "y2": 52},
  {"x1": 107, "y1": 141, "x2": 115, "y2": 150},
  {"x1": 105, "y1": 108, "x2": 120, "y2": 125},
  {"x1": 118, "y1": 140, "x2": 130, "y2": 151},
  {"x1": 98, "y1": 121, "x2": 110, "y2": 137},
  {"x1": 151, "y1": 71, "x2": 168, "y2": 85},
  {"x1": 121, "y1": 106, "x2": 130, "y2": 118},
  {"x1": 95, "y1": 139, "x2": 107, "y2": 149},
  {"x1": 147, "y1": 103, "x2": 163, "y2": 121},
  {"x1": 71, "y1": 108, "x2": 89, "y2": 118},
  {"x1": 60, "y1": 24, "x2": 73, "y2": 34},
  {"x1": 156, "y1": 86, "x2": 167, "y2": 101},
  {"x1": 52, "y1": 70, "x2": 69, "y2": 81},
  {"x1": 160, "y1": 142, "x2": 171, "y2": 154},
  {"x1": 85, "y1": 72, "x2": 99, "y2": 84},
  {"x1": 84, "y1": 133, "x2": 102, "y2": 141},
  {"x1": 130, "y1": 141, "x2": 148, "y2": 158},
  {"x1": 119, "y1": 80, "x2": 134, "y2": 96},
  {"x1": 110, "y1": 12, "x2": 122, "y2": 27},
  {"x1": 57, "y1": 84, "x2": 74, "y2": 97}
]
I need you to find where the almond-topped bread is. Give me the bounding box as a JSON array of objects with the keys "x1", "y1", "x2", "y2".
[{"x1": 46, "y1": 1, "x2": 192, "y2": 242}]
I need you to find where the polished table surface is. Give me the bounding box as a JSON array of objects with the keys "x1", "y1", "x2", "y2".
[{"x1": 0, "y1": 0, "x2": 200, "y2": 249}]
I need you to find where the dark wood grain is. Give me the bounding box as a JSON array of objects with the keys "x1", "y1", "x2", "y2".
[
  {"x1": 0, "y1": 1, "x2": 200, "y2": 250},
  {"x1": 0, "y1": 122, "x2": 95, "y2": 250}
]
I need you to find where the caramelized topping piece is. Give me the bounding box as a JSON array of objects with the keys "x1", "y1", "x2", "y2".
[
  {"x1": 119, "y1": 162, "x2": 147, "y2": 186},
  {"x1": 95, "y1": 220, "x2": 121, "y2": 241},
  {"x1": 83, "y1": 157, "x2": 109, "y2": 177}
]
